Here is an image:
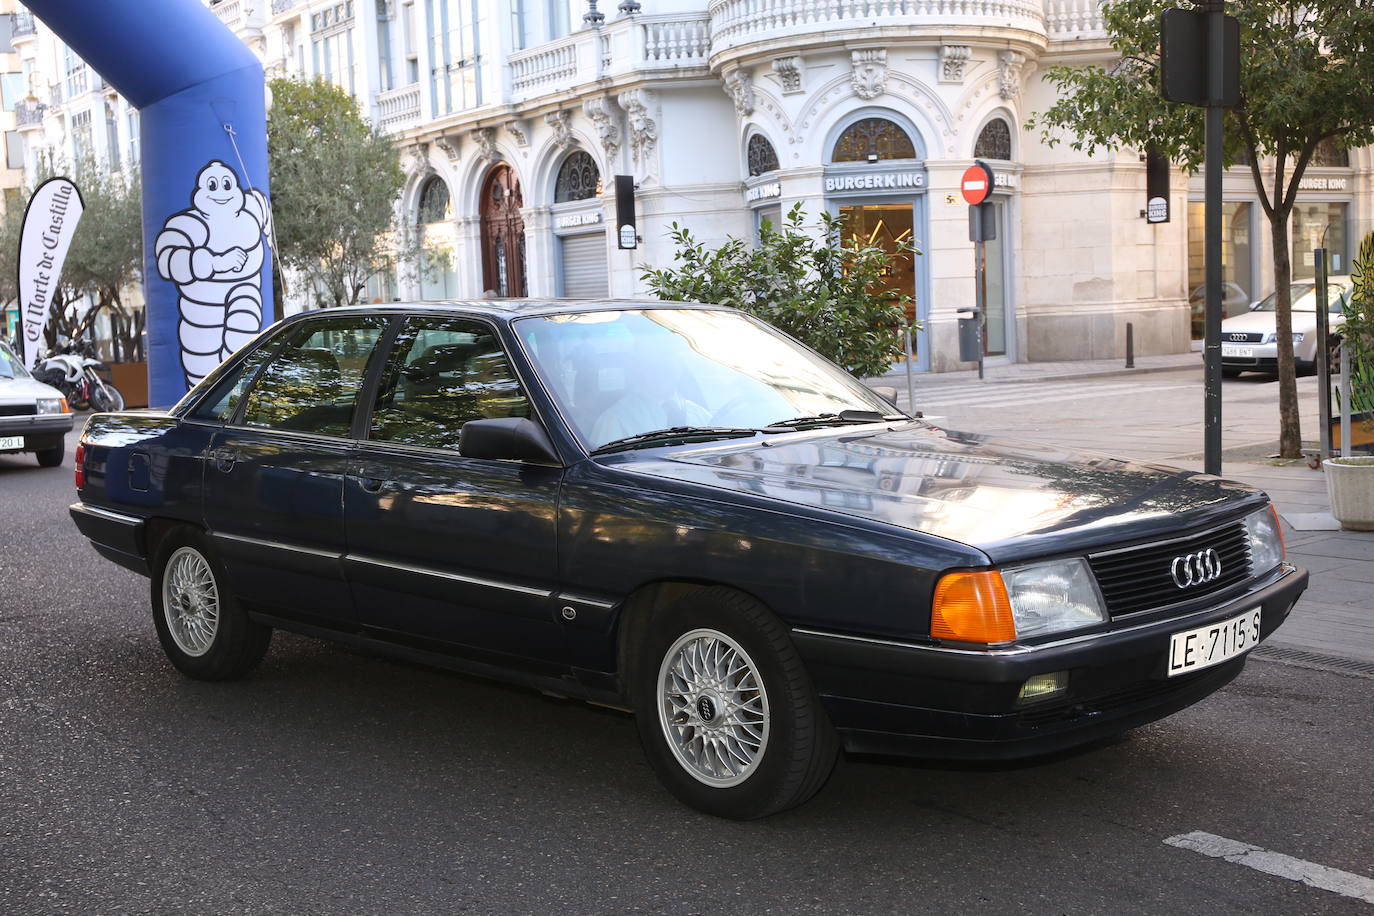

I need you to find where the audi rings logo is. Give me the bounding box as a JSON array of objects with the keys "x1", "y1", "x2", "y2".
[
  {"x1": 1227, "y1": 333, "x2": 1249, "y2": 342},
  {"x1": 1170, "y1": 549, "x2": 1223, "y2": 588}
]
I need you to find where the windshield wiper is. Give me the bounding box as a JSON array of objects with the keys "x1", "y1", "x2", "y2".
[
  {"x1": 764, "y1": 409, "x2": 899, "y2": 430},
  {"x1": 591, "y1": 426, "x2": 760, "y2": 455}
]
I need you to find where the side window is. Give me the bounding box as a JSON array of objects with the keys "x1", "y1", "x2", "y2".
[
  {"x1": 240, "y1": 316, "x2": 389, "y2": 437},
  {"x1": 188, "y1": 339, "x2": 281, "y2": 422},
  {"x1": 369, "y1": 317, "x2": 530, "y2": 451}
]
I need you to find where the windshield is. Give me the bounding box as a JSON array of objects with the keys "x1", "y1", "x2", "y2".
[
  {"x1": 0, "y1": 342, "x2": 30, "y2": 380},
  {"x1": 1250, "y1": 281, "x2": 1348, "y2": 313},
  {"x1": 514, "y1": 308, "x2": 899, "y2": 451}
]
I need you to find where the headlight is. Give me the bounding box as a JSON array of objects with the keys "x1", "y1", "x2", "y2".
[
  {"x1": 1292, "y1": 333, "x2": 1304, "y2": 343},
  {"x1": 36, "y1": 397, "x2": 63, "y2": 414},
  {"x1": 1243, "y1": 505, "x2": 1285, "y2": 576},
  {"x1": 1000, "y1": 558, "x2": 1107, "y2": 639},
  {"x1": 1262, "y1": 332, "x2": 1276, "y2": 344}
]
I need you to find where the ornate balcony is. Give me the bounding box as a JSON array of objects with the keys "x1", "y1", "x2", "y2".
[
  {"x1": 707, "y1": 0, "x2": 1048, "y2": 64},
  {"x1": 15, "y1": 100, "x2": 46, "y2": 129},
  {"x1": 508, "y1": 13, "x2": 710, "y2": 105},
  {"x1": 12, "y1": 11, "x2": 36, "y2": 38},
  {"x1": 377, "y1": 83, "x2": 422, "y2": 133},
  {"x1": 1045, "y1": 0, "x2": 1107, "y2": 44}
]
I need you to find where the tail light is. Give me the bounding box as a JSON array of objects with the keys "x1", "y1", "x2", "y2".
[{"x1": 74, "y1": 443, "x2": 86, "y2": 489}]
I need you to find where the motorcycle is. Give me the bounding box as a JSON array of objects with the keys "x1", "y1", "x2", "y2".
[{"x1": 34, "y1": 349, "x2": 126, "y2": 412}]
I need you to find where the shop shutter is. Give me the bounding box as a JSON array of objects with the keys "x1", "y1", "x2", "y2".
[{"x1": 560, "y1": 232, "x2": 609, "y2": 298}]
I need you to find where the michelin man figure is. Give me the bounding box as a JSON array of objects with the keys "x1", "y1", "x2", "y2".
[{"x1": 154, "y1": 161, "x2": 272, "y2": 387}]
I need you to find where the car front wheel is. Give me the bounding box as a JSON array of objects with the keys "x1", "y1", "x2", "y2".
[
  {"x1": 634, "y1": 587, "x2": 839, "y2": 819},
  {"x1": 151, "y1": 530, "x2": 271, "y2": 680}
]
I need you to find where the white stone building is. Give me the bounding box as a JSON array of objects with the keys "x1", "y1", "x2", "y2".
[{"x1": 12, "y1": 0, "x2": 1374, "y2": 372}]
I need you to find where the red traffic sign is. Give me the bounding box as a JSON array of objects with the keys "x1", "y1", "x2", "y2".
[{"x1": 960, "y1": 162, "x2": 995, "y2": 205}]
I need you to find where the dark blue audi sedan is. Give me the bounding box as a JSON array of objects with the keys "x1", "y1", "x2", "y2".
[{"x1": 69, "y1": 301, "x2": 1307, "y2": 818}]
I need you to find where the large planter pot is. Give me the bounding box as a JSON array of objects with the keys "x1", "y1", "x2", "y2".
[
  {"x1": 107, "y1": 361, "x2": 148, "y2": 409},
  {"x1": 1324, "y1": 457, "x2": 1374, "y2": 531}
]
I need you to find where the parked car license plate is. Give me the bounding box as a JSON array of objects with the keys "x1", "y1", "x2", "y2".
[
  {"x1": 0, "y1": 435, "x2": 23, "y2": 451},
  {"x1": 1168, "y1": 609, "x2": 1262, "y2": 676},
  {"x1": 1221, "y1": 346, "x2": 1254, "y2": 358}
]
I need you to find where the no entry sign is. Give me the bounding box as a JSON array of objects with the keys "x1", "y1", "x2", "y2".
[{"x1": 960, "y1": 161, "x2": 995, "y2": 205}]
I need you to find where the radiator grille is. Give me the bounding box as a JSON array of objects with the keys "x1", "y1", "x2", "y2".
[
  {"x1": 0, "y1": 404, "x2": 36, "y2": 417},
  {"x1": 1224, "y1": 332, "x2": 1265, "y2": 344},
  {"x1": 1088, "y1": 522, "x2": 1252, "y2": 617}
]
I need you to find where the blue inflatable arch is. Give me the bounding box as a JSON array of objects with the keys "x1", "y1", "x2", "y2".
[{"x1": 26, "y1": 0, "x2": 272, "y2": 407}]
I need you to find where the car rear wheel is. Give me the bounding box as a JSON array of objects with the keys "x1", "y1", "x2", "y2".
[
  {"x1": 152, "y1": 530, "x2": 271, "y2": 680},
  {"x1": 36, "y1": 442, "x2": 64, "y2": 467},
  {"x1": 633, "y1": 587, "x2": 839, "y2": 819}
]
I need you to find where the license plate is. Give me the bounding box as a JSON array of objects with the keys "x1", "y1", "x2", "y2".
[
  {"x1": 0, "y1": 435, "x2": 23, "y2": 451},
  {"x1": 1168, "y1": 608, "x2": 1262, "y2": 676},
  {"x1": 1221, "y1": 346, "x2": 1254, "y2": 358}
]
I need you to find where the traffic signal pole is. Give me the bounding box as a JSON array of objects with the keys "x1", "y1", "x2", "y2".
[{"x1": 1203, "y1": 0, "x2": 1225, "y2": 476}]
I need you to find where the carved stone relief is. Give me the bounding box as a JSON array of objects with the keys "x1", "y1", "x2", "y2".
[
  {"x1": 772, "y1": 56, "x2": 803, "y2": 94},
  {"x1": 506, "y1": 119, "x2": 530, "y2": 148},
  {"x1": 582, "y1": 96, "x2": 621, "y2": 159},
  {"x1": 999, "y1": 50, "x2": 1026, "y2": 100},
  {"x1": 722, "y1": 66, "x2": 754, "y2": 116},
  {"x1": 850, "y1": 48, "x2": 887, "y2": 100},
  {"x1": 472, "y1": 127, "x2": 502, "y2": 162},
  {"x1": 546, "y1": 110, "x2": 574, "y2": 150},
  {"x1": 617, "y1": 88, "x2": 657, "y2": 167},
  {"x1": 939, "y1": 45, "x2": 970, "y2": 84}
]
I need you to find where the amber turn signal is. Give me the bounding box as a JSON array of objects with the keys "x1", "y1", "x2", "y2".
[
  {"x1": 60, "y1": 398, "x2": 71, "y2": 414},
  {"x1": 931, "y1": 570, "x2": 1017, "y2": 644},
  {"x1": 1268, "y1": 503, "x2": 1285, "y2": 560}
]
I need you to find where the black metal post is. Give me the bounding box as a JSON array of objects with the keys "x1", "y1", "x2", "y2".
[
  {"x1": 1126, "y1": 322, "x2": 1135, "y2": 369},
  {"x1": 975, "y1": 240, "x2": 986, "y2": 380},
  {"x1": 1203, "y1": 0, "x2": 1225, "y2": 476},
  {"x1": 1315, "y1": 247, "x2": 1331, "y2": 460}
]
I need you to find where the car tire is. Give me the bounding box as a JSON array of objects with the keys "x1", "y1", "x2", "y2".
[
  {"x1": 151, "y1": 529, "x2": 271, "y2": 680},
  {"x1": 633, "y1": 587, "x2": 839, "y2": 819},
  {"x1": 35, "y1": 442, "x2": 64, "y2": 467}
]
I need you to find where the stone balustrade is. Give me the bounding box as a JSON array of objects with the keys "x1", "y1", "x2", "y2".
[
  {"x1": 1044, "y1": 0, "x2": 1106, "y2": 43},
  {"x1": 376, "y1": 83, "x2": 422, "y2": 132}
]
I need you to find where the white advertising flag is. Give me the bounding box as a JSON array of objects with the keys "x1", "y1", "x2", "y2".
[{"x1": 18, "y1": 177, "x2": 84, "y2": 370}]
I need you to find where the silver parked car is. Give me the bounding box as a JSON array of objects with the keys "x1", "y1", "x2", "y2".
[
  {"x1": 1218, "y1": 277, "x2": 1352, "y2": 377},
  {"x1": 0, "y1": 339, "x2": 76, "y2": 466}
]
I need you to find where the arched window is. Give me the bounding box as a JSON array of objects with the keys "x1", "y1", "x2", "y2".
[
  {"x1": 747, "y1": 133, "x2": 779, "y2": 176},
  {"x1": 417, "y1": 176, "x2": 451, "y2": 225},
  {"x1": 974, "y1": 118, "x2": 1013, "y2": 161},
  {"x1": 1311, "y1": 137, "x2": 1350, "y2": 168},
  {"x1": 554, "y1": 150, "x2": 601, "y2": 203},
  {"x1": 831, "y1": 117, "x2": 916, "y2": 162}
]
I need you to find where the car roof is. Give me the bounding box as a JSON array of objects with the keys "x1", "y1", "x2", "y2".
[{"x1": 301, "y1": 299, "x2": 730, "y2": 322}]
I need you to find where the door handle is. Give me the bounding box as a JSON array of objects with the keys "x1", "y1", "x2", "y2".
[
  {"x1": 212, "y1": 447, "x2": 238, "y2": 473},
  {"x1": 356, "y1": 464, "x2": 390, "y2": 493}
]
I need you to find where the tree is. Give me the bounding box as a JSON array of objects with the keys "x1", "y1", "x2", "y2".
[
  {"x1": 267, "y1": 76, "x2": 407, "y2": 308},
  {"x1": 63, "y1": 160, "x2": 144, "y2": 362},
  {"x1": 640, "y1": 204, "x2": 918, "y2": 379},
  {"x1": 1030, "y1": 0, "x2": 1374, "y2": 458}
]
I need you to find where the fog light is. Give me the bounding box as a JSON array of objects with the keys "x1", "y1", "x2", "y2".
[{"x1": 1017, "y1": 671, "x2": 1068, "y2": 705}]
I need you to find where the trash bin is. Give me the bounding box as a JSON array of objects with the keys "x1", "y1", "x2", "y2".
[{"x1": 958, "y1": 316, "x2": 981, "y2": 362}]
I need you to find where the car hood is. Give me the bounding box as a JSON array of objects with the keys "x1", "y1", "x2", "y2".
[
  {"x1": 0, "y1": 376, "x2": 65, "y2": 402},
  {"x1": 613, "y1": 423, "x2": 1264, "y2": 562}
]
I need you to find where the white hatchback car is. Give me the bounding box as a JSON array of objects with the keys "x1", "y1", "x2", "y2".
[
  {"x1": 1219, "y1": 277, "x2": 1353, "y2": 377},
  {"x1": 0, "y1": 339, "x2": 75, "y2": 466}
]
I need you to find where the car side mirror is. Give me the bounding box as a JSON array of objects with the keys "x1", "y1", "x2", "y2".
[
  {"x1": 867, "y1": 385, "x2": 899, "y2": 408},
  {"x1": 459, "y1": 417, "x2": 561, "y2": 465}
]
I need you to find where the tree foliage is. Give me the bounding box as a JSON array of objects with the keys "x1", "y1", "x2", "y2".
[
  {"x1": 1344, "y1": 231, "x2": 1374, "y2": 426},
  {"x1": 1030, "y1": 0, "x2": 1374, "y2": 457},
  {"x1": 640, "y1": 204, "x2": 918, "y2": 379},
  {"x1": 267, "y1": 76, "x2": 407, "y2": 308}
]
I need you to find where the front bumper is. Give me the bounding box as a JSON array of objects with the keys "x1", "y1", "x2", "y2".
[
  {"x1": 793, "y1": 564, "x2": 1307, "y2": 760},
  {"x1": 0, "y1": 413, "x2": 75, "y2": 451}
]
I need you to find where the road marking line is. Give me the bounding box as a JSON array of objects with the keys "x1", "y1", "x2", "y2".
[{"x1": 1165, "y1": 831, "x2": 1374, "y2": 904}]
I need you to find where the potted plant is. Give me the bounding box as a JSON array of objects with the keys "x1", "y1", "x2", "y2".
[{"x1": 1325, "y1": 230, "x2": 1374, "y2": 530}]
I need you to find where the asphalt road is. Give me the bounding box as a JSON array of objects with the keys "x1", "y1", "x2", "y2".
[{"x1": 3, "y1": 421, "x2": 1373, "y2": 915}]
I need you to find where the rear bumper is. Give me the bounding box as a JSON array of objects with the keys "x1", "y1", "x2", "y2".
[
  {"x1": 69, "y1": 501, "x2": 149, "y2": 575},
  {"x1": 793, "y1": 565, "x2": 1307, "y2": 760}
]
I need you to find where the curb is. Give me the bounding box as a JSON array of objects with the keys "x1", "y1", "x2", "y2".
[{"x1": 875, "y1": 361, "x2": 1199, "y2": 386}]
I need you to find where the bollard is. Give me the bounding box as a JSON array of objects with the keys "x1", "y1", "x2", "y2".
[{"x1": 1125, "y1": 322, "x2": 1135, "y2": 369}]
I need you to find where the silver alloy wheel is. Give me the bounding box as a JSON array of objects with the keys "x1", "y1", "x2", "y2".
[
  {"x1": 657, "y1": 628, "x2": 770, "y2": 788},
  {"x1": 162, "y1": 546, "x2": 220, "y2": 658}
]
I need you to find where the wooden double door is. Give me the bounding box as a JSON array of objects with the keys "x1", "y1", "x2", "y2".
[{"x1": 480, "y1": 164, "x2": 527, "y2": 298}]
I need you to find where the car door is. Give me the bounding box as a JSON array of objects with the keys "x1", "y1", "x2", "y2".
[
  {"x1": 203, "y1": 314, "x2": 390, "y2": 623},
  {"x1": 342, "y1": 315, "x2": 565, "y2": 666}
]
